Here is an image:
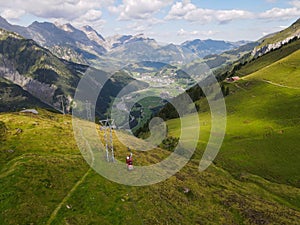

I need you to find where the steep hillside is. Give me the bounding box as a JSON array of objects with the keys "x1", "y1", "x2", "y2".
[
  {"x1": 0, "y1": 17, "x2": 106, "y2": 64},
  {"x1": 252, "y1": 19, "x2": 300, "y2": 58},
  {"x1": 0, "y1": 77, "x2": 53, "y2": 111},
  {"x1": 201, "y1": 18, "x2": 300, "y2": 83},
  {"x1": 0, "y1": 111, "x2": 300, "y2": 224},
  {"x1": 204, "y1": 22, "x2": 300, "y2": 82},
  {"x1": 0, "y1": 28, "x2": 148, "y2": 116},
  {"x1": 0, "y1": 28, "x2": 85, "y2": 112},
  {"x1": 259, "y1": 18, "x2": 300, "y2": 47},
  {"x1": 166, "y1": 47, "x2": 300, "y2": 188},
  {"x1": 244, "y1": 49, "x2": 300, "y2": 88},
  {"x1": 236, "y1": 38, "x2": 300, "y2": 77}
]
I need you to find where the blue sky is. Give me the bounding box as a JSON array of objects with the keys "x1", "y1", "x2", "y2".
[{"x1": 0, "y1": 0, "x2": 299, "y2": 44}]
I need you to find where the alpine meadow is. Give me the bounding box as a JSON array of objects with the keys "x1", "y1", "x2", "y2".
[{"x1": 0, "y1": 1, "x2": 300, "y2": 224}]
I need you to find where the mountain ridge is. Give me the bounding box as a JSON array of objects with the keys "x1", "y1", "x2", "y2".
[
  {"x1": 252, "y1": 18, "x2": 300, "y2": 57},
  {"x1": 0, "y1": 28, "x2": 148, "y2": 116},
  {"x1": 0, "y1": 16, "x2": 249, "y2": 66}
]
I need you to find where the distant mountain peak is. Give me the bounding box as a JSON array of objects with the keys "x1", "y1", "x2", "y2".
[
  {"x1": 29, "y1": 21, "x2": 58, "y2": 31},
  {"x1": 30, "y1": 21, "x2": 52, "y2": 26},
  {"x1": 55, "y1": 23, "x2": 76, "y2": 33},
  {"x1": 80, "y1": 25, "x2": 105, "y2": 43},
  {"x1": 181, "y1": 39, "x2": 203, "y2": 46},
  {"x1": 82, "y1": 25, "x2": 95, "y2": 32}
]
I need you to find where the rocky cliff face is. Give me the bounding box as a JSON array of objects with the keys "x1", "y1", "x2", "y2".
[
  {"x1": 0, "y1": 54, "x2": 61, "y2": 109},
  {"x1": 0, "y1": 29, "x2": 83, "y2": 113},
  {"x1": 0, "y1": 28, "x2": 149, "y2": 116},
  {"x1": 252, "y1": 33, "x2": 300, "y2": 58}
]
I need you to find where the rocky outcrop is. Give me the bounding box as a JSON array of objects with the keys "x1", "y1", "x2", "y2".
[
  {"x1": 252, "y1": 33, "x2": 300, "y2": 58},
  {"x1": 0, "y1": 54, "x2": 59, "y2": 108}
]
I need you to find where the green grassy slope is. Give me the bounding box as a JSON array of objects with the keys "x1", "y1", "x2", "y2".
[
  {"x1": 236, "y1": 38, "x2": 300, "y2": 77},
  {"x1": 218, "y1": 79, "x2": 300, "y2": 186},
  {"x1": 1, "y1": 110, "x2": 300, "y2": 224},
  {"x1": 245, "y1": 49, "x2": 300, "y2": 88},
  {"x1": 167, "y1": 47, "x2": 300, "y2": 190}
]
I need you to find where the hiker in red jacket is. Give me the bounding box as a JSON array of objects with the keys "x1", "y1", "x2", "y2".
[{"x1": 126, "y1": 153, "x2": 133, "y2": 170}]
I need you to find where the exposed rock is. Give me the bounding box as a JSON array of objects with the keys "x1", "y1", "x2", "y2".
[
  {"x1": 252, "y1": 33, "x2": 300, "y2": 58},
  {"x1": 0, "y1": 55, "x2": 57, "y2": 105}
]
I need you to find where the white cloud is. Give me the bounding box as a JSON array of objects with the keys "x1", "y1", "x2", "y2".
[
  {"x1": 167, "y1": 0, "x2": 300, "y2": 25},
  {"x1": 0, "y1": 0, "x2": 115, "y2": 31},
  {"x1": 290, "y1": 0, "x2": 300, "y2": 8},
  {"x1": 109, "y1": 0, "x2": 173, "y2": 20},
  {"x1": 1, "y1": 9, "x2": 25, "y2": 20},
  {"x1": 166, "y1": 0, "x2": 253, "y2": 23},
  {"x1": 259, "y1": 7, "x2": 300, "y2": 20},
  {"x1": 126, "y1": 18, "x2": 164, "y2": 34},
  {"x1": 133, "y1": 25, "x2": 147, "y2": 32},
  {"x1": 165, "y1": 0, "x2": 197, "y2": 20},
  {"x1": 127, "y1": 22, "x2": 147, "y2": 33},
  {"x1": 79, "y1": 9, "x2": 102, "y2": 22},
  {"x1": 216, "y1": 10, "x2": 253, "y2": 24},
  {"x1": 0, "y1": 0, "x2": 113, "y2": 21},
  {"x1": 177, "y1": 28, "x2": 218, "y2": 38},
  {"x1": 53, "y1": 17, "x2": 106, "y2": 31}
]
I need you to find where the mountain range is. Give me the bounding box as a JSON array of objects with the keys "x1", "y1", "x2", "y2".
[
  {"x1": 0, "y1": 16, "x2": 300, "y2": 120},
  {"x1": 0, "y1": 28, "x2": 147, "y2": 115},
  {"x1": 0, "y1": 16, "x2": 248, "y2": 67},
  {"x1": 0, "y1": 16, "x2": 256, "y2": 116}
]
